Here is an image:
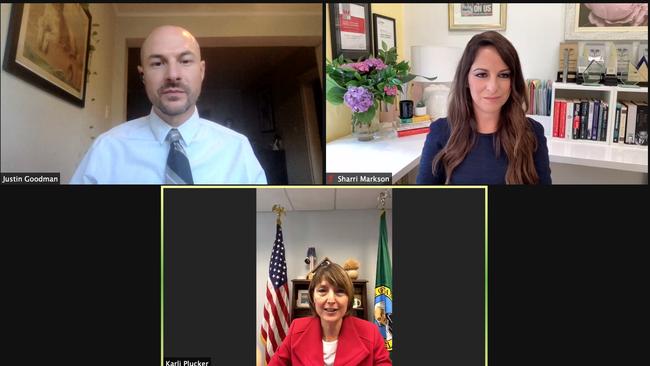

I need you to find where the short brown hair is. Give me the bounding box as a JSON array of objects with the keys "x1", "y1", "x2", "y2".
[{"x1": 307, "y1": 261, "x2": 354, "y2": 316}]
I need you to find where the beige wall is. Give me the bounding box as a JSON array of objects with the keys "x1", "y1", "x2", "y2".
[
  {"x1": 1, "y1": 4, "x2": 116, "y2": 183},
  {"x1": 111, "y1": 10, "x2": 322, "y2": 125},
  {"x1": 326, "y1": 3, "x2": 405, "y2": 142}
]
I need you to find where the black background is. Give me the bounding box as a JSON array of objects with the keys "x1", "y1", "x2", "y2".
[{"x1": 2, "y1": 185, "x2": 647, "y2": 364}]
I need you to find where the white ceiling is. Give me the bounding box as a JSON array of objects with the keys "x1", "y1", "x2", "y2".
[
  {"x1": 256, "y1": 189, "x2": 393, "y2": 212},
  {"x1": 112, "y1": 4, "x2": 321, "y2": 17}
]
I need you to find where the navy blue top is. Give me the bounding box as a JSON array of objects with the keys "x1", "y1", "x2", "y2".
[{"x1": 416, "y1": 118, "x2": 552, "y2": 184}]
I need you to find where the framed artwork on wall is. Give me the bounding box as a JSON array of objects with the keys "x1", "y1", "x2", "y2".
[
  {"x1": 565, "y1": 3, "x2": 648, "y2": 40},
  {"x1": 372, "y1": 13, "x2": 396, "y2": 56},
  {"x1": 329, "y1": 3, "x2": 372, "y2": 60},
  {"x1": 448, "y1": 3, "x2": 507, "y2": 31},
  {"x1": 2, "y1": 3, "x2": 92, "y2": 107}
]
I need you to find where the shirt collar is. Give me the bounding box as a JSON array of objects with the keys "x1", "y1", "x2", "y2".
[{"x1": 148, "y1": 107, "x2": 201, "y2": 146}]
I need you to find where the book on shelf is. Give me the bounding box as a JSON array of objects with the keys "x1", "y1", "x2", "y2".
[
  {"x1": 599, "y1": 102, "x2": 608, "y2": 142},
  {"x1": 580, "y1": 100, "x2": 589, "y2": 139},
  {"x1": 564, "y1": 100, "x2": 574, "y2": 139},
  {"x1": 613, "y1": 103, "x2": 621, "y2": 143},
  {"x1": 625, "y1": 102, "x2": 638, "y2": 144},
  {"x1": 586, "y1": 100, "x2": 595, "y2": 141},
  {"x1": 572, "y1": 100, "x2": 581, "y2": 139},
  {"x1": 620, "y1": 103, "x2": 628, "y2": 144},
  {"x1": 552, "y1": 100, "x2": 560, "y2": 137},
  {"x1": 635, "y1": 102, "x2": 648, "y2": 146},
  {"x1": 591, "y1": 100, "x2": 600, "y2": 141}
]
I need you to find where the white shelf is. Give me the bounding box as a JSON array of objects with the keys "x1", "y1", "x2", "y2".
[
  {"x1": 549, "y1": 83, "x2": 647, "y2": 173},
  {"x1": 553, "y1": 82, "x2": 648, "y2": 94},
  {"x1": 547, "y1": 139, "x2": 647, "y2": 173}
]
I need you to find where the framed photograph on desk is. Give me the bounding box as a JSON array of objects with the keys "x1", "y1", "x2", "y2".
[
  {"x1": 373, "y1": 13, "x2": 396, "y2": 56},
  {"x1": 329, "y1": 3, "x2": 372, "y2": 60}
]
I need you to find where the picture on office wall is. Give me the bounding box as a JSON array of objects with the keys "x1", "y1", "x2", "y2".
[
  {"x1": 448, "y1": 3, "x2": 507, "y2": 30},
  {"x1": 565, "y1": 4, "x2": 648, "y2": 40},
  {"x1": 373, "y1": 13, "x2": 396, "y2": 57},
  {"x1": 577, "y1": 4, "x2": 647, "y2": 28},
  {"x1": 2, "y1": 3, "x2": 91, "y2": 107},
  {"x1": 329, "y1": 3, "x2": 372, "y2": 60}
]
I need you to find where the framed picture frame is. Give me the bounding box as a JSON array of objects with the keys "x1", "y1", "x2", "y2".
[
  {"x1": 448, "y1": 3, "x2": 507, "y2": 31},
  {"x1": 372, "y1": 13, "x2": 396, "y2": 56},
  {"x1": 329, "y1": 3, "x2": 372, "y2": 61},
  {"x1": 352, "y1": 294, "x2": 363, "y2": 309},
  {"x1": 2, "y1": 4, "x2": 92, "y2": 107},
  {"x1": 257, "y1": 87, "x2": 275, "y2": 133},
  {"x1": 296, "y1": 290, "x2": 310, "y2": 308},
  {"x1": 565, "y1": 4, "x2": 648, "y2": 40}
]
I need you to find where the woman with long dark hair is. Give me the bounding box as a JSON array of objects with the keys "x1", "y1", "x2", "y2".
[{"x1": 417, "y1": 31, "x2": 552, "y2": 184}]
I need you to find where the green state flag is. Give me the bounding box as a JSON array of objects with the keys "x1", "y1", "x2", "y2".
[{"x1": 373, "y1": 210, "x2": 393, "y2": 351}]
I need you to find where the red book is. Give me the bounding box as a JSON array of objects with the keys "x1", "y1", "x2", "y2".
[
  {"x1": 558, "y1": 100, "x2": 566, "y2": 138},
  {"x1": 396, "y1": 127, "x2": 430, "y2": 137},
  {"x1": 553, "y1": 100, "x2": 560, "y2": 137}
]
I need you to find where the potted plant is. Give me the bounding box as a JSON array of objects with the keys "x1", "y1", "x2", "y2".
[
  {"x1": 415, "y1": 99, "x2": 427, "y2": 116},
  {"x1": 325, "y1": 42, "x2": 417, "y2": 141}
]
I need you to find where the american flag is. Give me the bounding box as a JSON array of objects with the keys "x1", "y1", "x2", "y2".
[{"x1": 260, "y1": 222, "x2": 290, "y2": 364}]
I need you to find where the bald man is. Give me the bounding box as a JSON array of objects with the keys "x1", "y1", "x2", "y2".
[{"x1": 71, "y1": 25, "x2": 267, "y2": 184}]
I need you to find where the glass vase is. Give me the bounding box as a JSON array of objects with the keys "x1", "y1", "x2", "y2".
[{"x1": 352, "y1": 112, "x2": 380, "y2": 141}]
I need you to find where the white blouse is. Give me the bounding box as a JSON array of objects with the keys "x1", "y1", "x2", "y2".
[{"x1": 322, "y1": 339, "x2": 338, "y2": 366}]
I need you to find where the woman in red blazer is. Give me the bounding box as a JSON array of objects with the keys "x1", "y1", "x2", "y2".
[{"x1": 269, "y1": 261, "x2": 392, "y2": 366}]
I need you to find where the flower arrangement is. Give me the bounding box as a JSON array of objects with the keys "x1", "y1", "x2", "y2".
[{"x1": 325, "y1": 42, "x2": 418, "y2": 130}]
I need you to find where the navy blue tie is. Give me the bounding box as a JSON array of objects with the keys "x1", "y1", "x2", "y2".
[{"x1": 165, "y1": 128, "x2": 193, "y2": 184}]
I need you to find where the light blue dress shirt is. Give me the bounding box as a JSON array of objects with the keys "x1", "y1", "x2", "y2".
[{"x1": 70, "y1": 108, "x2": 267, "y2": 184}]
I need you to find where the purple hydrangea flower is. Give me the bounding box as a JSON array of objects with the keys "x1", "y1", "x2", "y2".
[{"x1": 344, "y1": 86, "x2": 373, "y2": 113}]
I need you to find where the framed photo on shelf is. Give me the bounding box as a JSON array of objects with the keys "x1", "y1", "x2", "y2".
[
  {"x1": 565, "y1": 3, "x2": 648, "y2": 40},
  {"x1": 448, "y1": 3, "x2": 507, "y2": 31},
  {"x1": 352, "y1": 294, "x2": 363, "y2": 309},
  {"x1": 296, "y1": 290, "x2": 310, "y2": 308},
  {"x1": 2, "y1": 3, "x2": 92, "y2": 107},
  {"x1": 329, "y1": 3, "x2": 372, "y2": 60},
  {"x1": 372, "y1": 13, "x2": 396, "y2": 56}
]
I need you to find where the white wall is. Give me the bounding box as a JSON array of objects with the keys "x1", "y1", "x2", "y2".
[
  {"x1": 1, "y1": 4, "x2": 116, "y2": 182},
  {"x1": 255, "y1": 209, "x2": 393, "y2": 353},
  {"x1": 403, "y1": 3, "x2": 565, "y2": 81}
]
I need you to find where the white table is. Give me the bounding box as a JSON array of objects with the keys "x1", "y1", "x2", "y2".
[{"x1": 326, "y1": 128, "x2": 427, "y2": 182}]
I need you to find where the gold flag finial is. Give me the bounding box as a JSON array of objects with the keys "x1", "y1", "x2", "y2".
[
  {"x1": 272, "y1": 204, "x2": 286, "y2": 225},
  {"x1": 377, "y1": 190, "x2": 390, "y2": 212}
]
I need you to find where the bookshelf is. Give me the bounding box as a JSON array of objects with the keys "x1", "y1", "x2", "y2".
[{"x1": 547, "y1": 82, "x2": 647, "y2": 173}]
